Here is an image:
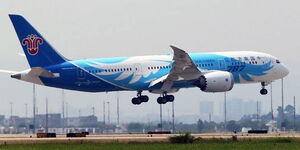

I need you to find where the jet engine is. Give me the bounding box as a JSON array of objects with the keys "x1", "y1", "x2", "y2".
[{"x1": 195, "y1": 71, "x2": 234, "y2": 92}]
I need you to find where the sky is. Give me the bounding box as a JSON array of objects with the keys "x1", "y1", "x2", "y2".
[{"x1": 0, "y1": 0, "x2": 299, "y2": 123}]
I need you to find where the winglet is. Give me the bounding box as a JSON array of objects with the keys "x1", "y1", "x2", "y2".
[
  {"x1": 170, "y1": 45, "x2": 189, "y2": 58},
  {"x1": 170, "y1": 45, "x2": 185, "y2": 52}
]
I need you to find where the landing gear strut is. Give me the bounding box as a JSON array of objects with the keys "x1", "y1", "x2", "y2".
[
  {"x1": 131, "y1": 91, "x2": 149, "y2": 105},
  {"x1": 260, "y1": 82, "x2": 268, "y2": 95},
  {"x1": 157, "y1": 93, "x2": 175, "y2": 104}
]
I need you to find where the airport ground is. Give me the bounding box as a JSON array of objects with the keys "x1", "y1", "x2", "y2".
[
  {"x1": 0, "y1": 135, "x2": 299, "y2": 150},
  {"x1": 0, "y1": 132, "x2": 299, "y2": 145},
  {"x1": 0, "y1": 133, "x2": 300, "y2": 150}
]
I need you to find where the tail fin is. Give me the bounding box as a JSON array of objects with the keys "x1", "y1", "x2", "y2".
[{"x1": 9, "y1": 14, "x2": 67, "y2": 68}]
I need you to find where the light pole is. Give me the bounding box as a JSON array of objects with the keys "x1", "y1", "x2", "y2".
[
  {"x1": 92, "y1": 106, "x2": 95, "y2": 116},
  {"x1": 33, "y1": 84, "x2": 36, "y2": 133},
  {"x1": 160, "y1": 104, "x2": 163, "y2": 131},
  {"x1": 107, "y1": 102, "x2": 110, "y2": 125},
  {"x1": 117, "y1": 92, "x2": 120, "y2": 125},
  {"x1": 172, "y1": 101, "x2": 175, "y2": 133},
  {"x1": 66, "y1": 102, "x2": 68, "y2": 128},
  {"x1": 270, "y1": 83, "x2": 274, "y2": 120},
  {"x1": 103, "y1": 101, "x2": 106, "y2": 132},
  {"x1": 62, "y1": 90, "x2": 65, "y2": 133},
  {"x1": 25, "y1": 103, "x2": 28, "y2": 118},
  {"x1": 281, "y1": 78, "x2": 284, "y2": 131},
  {"x1": 45, "y1": 97, "x2": 48, "y2": 133},
  {"x1": 10, "y1": 102, "x2": 13, "y2": 126},
  {"x1": 294, "y1": 96, "x2": 296, "y2": 131},
  {"x1": 224, "y1": 92, "x2": 227, "y2": 132}
]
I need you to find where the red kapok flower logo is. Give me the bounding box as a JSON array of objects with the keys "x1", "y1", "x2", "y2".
[{"x1": 22, "y1": 34, "x2": 43, "y2": 55}]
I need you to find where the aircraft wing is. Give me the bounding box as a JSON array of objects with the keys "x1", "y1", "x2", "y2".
[{"x1": 150, "y1": 45, "x2": 202, "y2": 92}]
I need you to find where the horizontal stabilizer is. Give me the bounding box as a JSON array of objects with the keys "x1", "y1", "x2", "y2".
[{"x1": 28, "y1": 67, "x2": 58, "y2": 78}]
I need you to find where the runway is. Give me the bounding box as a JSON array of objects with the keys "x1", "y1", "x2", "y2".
[{"x1": 0, "y1": 133, "x2": 299, "y2": 145}]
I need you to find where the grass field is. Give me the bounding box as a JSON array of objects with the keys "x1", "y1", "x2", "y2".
[{"x1": 0, "y1": 138, "x2": 299, "y2": 150}]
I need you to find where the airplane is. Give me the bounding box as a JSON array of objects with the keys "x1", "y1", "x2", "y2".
[{"x1": 5, "y1": 14, "x2": 289, "y2": 105}]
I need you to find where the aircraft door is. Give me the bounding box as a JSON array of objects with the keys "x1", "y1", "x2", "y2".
[
  {"x1": 219, "y1": 59, "x2": 226, "y2": 70},
  {"x1": 77, "y1": 68, "x2": 86, "y2": 80},
  {"x1": 134, "y1": 63, "x2": 143, "y2": 76}
]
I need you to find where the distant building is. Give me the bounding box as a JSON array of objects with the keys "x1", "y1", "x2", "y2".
[
  {"x1": 66, "y1": 115, "x2": 98, "y2": 128},
  {"x1": 0, "y1": 114, "x2": 102, "y2": 134},
  {"x1": 0, "y1": 115, "x2": 4, "y2": 126},
  {"x1": 200, "y1": 101, "x2": 214, "y2": 114},
  {"x1": 10, "y1": 116, "x2": 32, "y2": 128},
  {"x1": 35, "y1": 113, "x2": 61, "y2": 128},
  {"x1": 244, "y1": 101, "x2": 261, "y2": 115},
  {"x1": 221, "y1": 99, "x2": 262, "y2": 120},
  {"x1": 200, "y1": 101, "x2": 214, "y2": 121}
]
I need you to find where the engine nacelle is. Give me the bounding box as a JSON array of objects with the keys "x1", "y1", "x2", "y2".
[{"x1": 195, "y1": 71, "x2": 234, "y2": 92}]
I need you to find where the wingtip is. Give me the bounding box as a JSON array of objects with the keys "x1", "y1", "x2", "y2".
[
  {"x1": 170, "y1": 45, "x2": 177, "y2": 49},
  {"x1": 170, "y1": 45, "x2": 184, "y2": 51},
  {"x1": 170, "y1": 45, "x2": 180, "y2": 51}
]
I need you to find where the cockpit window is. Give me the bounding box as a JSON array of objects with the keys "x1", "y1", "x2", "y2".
[{"x1": 276, "y1": 60, "x2": 280, "y2": 64}]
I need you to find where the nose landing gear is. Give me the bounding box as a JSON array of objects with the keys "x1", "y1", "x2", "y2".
[
  {"x1": 260, "y1": 82, "x2": 268, "y2": 95},
  {"x1": 260, "y1": 88, "x2": 268, "y2": 95}
]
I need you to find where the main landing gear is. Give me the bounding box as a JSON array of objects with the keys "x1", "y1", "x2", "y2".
[
  {"x1": 260, "y1": 82, "x2": 268, "y2": 95},
  {"x1": 131, "y1": 91, "x2": 175, "y2": 105},
  {"x1": 131, "y1": 91, "x2": 149, "y2": 105},
  {"x1": 157, "y1": 93, "x2": 175, "y2": 104}
]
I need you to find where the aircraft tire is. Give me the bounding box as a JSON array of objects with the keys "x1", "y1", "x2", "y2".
[
  {"x1": 166, "y1": 95, "x2": 175, "y2": 102},
  {"x1": 132, "y1": 97, "x2": 142, "y2": 105},
  {"x1": 260, "y1": 89, "x2": 268, "y2": 95},
  {"x1": 140, "y1": 95, "x2": 149, "y2": 102}
]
